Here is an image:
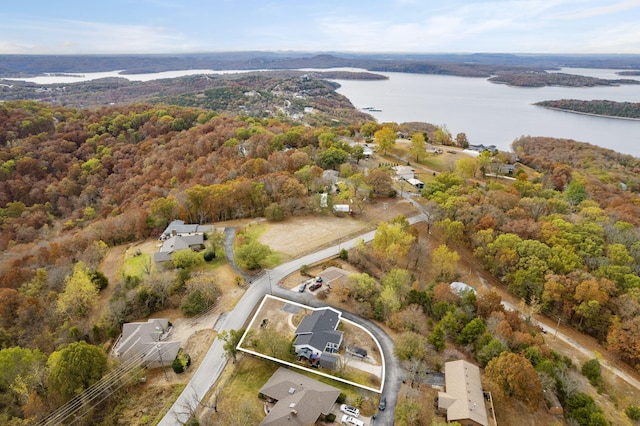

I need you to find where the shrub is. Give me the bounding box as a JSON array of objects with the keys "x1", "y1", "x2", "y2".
[
  {"x1": 625, "y1": 404, "x2": 640, "y2": 420},
  {"x1": 337, "y1": 393, "x2": 347, "y2": 403},
  {"x1": 90, "y1": 271, "x2": 109, "y2": 290},
  {"x1": 180, "y1": 290, "x2": 209, "y2": 316},
  {"x1": 339, "y1": 248, "x2": 348, "y2": 260},
  {"x1": 325, "y1": 413, "x2": 336, "y2": 423},
  {"x1": 581, "y1": 358, "x2": 602, "y2": 387},
  {"x1": 265, "y1": 202, "x2": 286, "y2": 221},
  {"x1": 203, "y1": 250, "x2": 216, "y2": 262},
  {"x1": 172, "y1": 351, "x2": 191, "y2": 374}
]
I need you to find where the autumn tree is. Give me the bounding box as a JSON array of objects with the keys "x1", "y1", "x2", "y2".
[
  {"x1": 373, "y1": 222, "x2": 415, "y2": 266},
  {"x1": 366, "y1": 168, "x2": 394, "y2": 197},
  {"x1": 374, "y1": 126, "x2": 396, "y2": 155},
  {"x1": 394, "y1": 331, "x2": 429, "y2": 361},
  {"x1": 432, "y1": 126, "x2": 452, "y2": 146},
  {"x1": 235, "y1": 239, "x2": 272, "y2": 270},
  {"x1": 409, "y1": 132, "x2": 426, "y2": 162},
  {"x1": 455, "y1": 132, "x2": 469, "y2": 148},
  {"x1": 219, "y1": 328, "x2": 246, "y2": 364},
  {"x1": 431, "y1": 244, "x2": 460, "y2": 280},
  {"x1": 485, "y1": 352, "x2": 542, "y2": 410},
  {"x1": 46, "y1": 341, "x2": 108, "y2": 403},
  {"x1": 56, "y1": 262, "x2": 98, "y2": 319}
]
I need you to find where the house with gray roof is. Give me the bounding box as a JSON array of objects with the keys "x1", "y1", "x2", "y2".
[
  {"x1": 153, "y1": 234, "x2": 205, "y2": 263},
  {"x1": 159, "y1": 220, "x2": 212, "y2": 241},
  {"x1": 112, "y1": 318, "x2": 180, "y2": 368},
  {"x1": 294, "y1": 307, "x2": 343, "y2": 368},
  {"x1": 259, "y1": 367, "x2": 340, "y2": 426}
]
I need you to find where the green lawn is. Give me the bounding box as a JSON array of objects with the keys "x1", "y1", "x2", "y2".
[{"x1": 122, "y1": 253, "x2": 154, "y2": 277}]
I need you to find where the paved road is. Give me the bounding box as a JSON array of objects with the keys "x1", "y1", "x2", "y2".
[{"x1": 159, "y1": 215, "x2": 427, "y2": 425}]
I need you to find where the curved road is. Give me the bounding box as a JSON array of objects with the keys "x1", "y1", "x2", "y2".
[{"x1": 159, "y1": 214, "x2": 427, "y2": 425}]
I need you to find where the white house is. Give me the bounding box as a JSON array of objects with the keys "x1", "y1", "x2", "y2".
[{"x1": 393, "y1": 165, "x2": 416, "y2": 181}]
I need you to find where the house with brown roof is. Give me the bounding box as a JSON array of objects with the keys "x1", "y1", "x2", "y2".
[
  {"x1": 259, "y1": 367, "x2": 341, "y2": 425},
  {"x1": 317, "y1": 266, "x2": 352, "y2": 289},
  {"x1": 438, "y1": 360, "x2": 489, "y2": 426}
]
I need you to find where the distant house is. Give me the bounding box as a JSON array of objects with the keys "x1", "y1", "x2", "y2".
[
  {"x1": 393, "y1": 165, "x2": 416, "y2": 181},
  {"x1": 259, "y1": 367, "x2": 341, "y2": 426},
  {"x1": 438, "y1": 360, "x2": 489, "y2": 426},
  {"x1": 468, "y1": 144, "x2": 498, "y2": 154},
  {"x1": 333, "y1": 204, "x2": 352, "y2": 214},
  {"x1": 294, "y1": 307, "x2": 343, "y2": 369},
  {"x1": 112, "y1": 318, "x2": 180, "y2": 368},
  {"x1": 322, "y1": 170, "x2": 339, "y2": 186}
]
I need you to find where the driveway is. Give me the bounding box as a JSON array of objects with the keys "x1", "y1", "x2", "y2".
[{"x1": 158, "y1": 219, "x2": 425, "y2": 425}]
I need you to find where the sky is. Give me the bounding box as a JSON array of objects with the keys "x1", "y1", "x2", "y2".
[{"x1": 1, "y1": 0, "x2": 640, "y2": 55}]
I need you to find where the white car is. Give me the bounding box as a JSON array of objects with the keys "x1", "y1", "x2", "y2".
[
  {"x1": 341, "y1": 414, "x2": 364, "y2": 426},
  {"x1": 340, "y1": 404, "x2": 360, "y2": 417}
]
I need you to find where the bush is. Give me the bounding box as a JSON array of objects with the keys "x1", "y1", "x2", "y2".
[
  {"x1": 265, "y1": 202, "x2": 286, "y2": 221},
  {"x1": 626, "y1": 404, "x2": 640, "y2": 420},
  {"x1": 325, "y1": 413, "x2": 336, "y2": 422},
  {"x1": 172, "y1": 351, "x2": 191, "y2": 374},
  {"x1": 203, "y1": 250, "x2": 216, "y2": 262},
  {"x1": 337, "y1": 393, "x2": 347, "y2": 404},
  {"x1": 180, "y1": 290, "x2": 210, "y2": 316},
  {"x1": 90, "y1": 271, "x2": 109, "y2": 290},
  {"x1": 581, "y1": 358, "x2": 602, "y2": 387},
  {"x1": 339, "y1": 248, "x2": 348, "y2": 260}
]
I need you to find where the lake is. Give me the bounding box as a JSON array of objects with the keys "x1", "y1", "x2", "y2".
[
  {"x1": 332, "y1": 69, "x2": 640, "y2": 157},
  {"x1": 5, "y1": 67, "x2": 640, "y2": 157}
]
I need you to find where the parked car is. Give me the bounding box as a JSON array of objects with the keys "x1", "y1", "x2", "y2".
[
  {"x1": 298, "y1": 282, "x2": 307, "y2": 292},
  {"x1": 315, "y1": 276, "x2": 323, "y2": 283},
  {"x1": 309, "y1": 281, "x2": 322, "y2": 291},
  {"x1": 346, "y1": 345, "x2": 367, "y2": 358},
  {"x1": 341, "y1": 415, "x2": 364, "y2": 426},
  {"x1": 378, "y1": 396, "x2": 387, "y2": 411},
  {"x1": 340, "y1": 404, "x2": 360, "y2": 417}
]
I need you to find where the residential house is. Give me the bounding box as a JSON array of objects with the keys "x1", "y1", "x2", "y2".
[
  {"x1": 259, "y1": 367, "x2": 341, "y2": 426},
  {"x1": 294, "y1": 307, "x2": 343, "y2": 369},
  {"x1": 155, "y1": 220, "x2": 211, "y2": 263},
  {"x1": 392, "y1": 165, "x2": 416, "y2": 181},
  {"x1": 159, "y1": 220, "x2": 212, "y2": 241},
  {"x1": 154, "y1": 234, "x2": 205, "y2": 263},
  {"x1": 112, "y1": 319, "x2": 180, "y2": 368},
  {"x1": 317, "y1": 267, "x2": 352, "y2": 289},
  {"x1": 438, "y1": 360, "x2": 489, "y2": 426}
]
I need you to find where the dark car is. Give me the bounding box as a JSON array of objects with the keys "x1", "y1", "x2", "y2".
[
  {"x1": 309, "y1": 281, "x2": 322, "y2": 291},
  {"x1": 378, "y1": 396, "x2": 386, "y2": 411}
]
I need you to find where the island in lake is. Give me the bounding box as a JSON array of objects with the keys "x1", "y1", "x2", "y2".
[{"x1": 535, "y1": 99, "x2": 640, "y2": 119}]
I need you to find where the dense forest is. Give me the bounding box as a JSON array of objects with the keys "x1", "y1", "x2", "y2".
[
  {"x1": 535, "y1": 99, "x2": 640, "y2": 119},
  {"x1": 489, "y1": 71, "x2": 640, "y2": 87}
]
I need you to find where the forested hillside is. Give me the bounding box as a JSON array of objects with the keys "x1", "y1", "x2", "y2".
[
  {"x1": 0, "y1": 100, "x2": 388, "y2": 422},
  {"x1": 535, "y1": 99, "x2": 640, "y2": 119},
  {"x1": 417, "y1": 136, "x2": 640, "y2": 371},
  {"x1": 3, "y1": 96, "x2": 640, "y2": 424}
]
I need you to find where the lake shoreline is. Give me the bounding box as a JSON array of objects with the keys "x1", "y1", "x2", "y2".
[{"x1": 534, "y1": 105, "x2": 640, "y2": 121}]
